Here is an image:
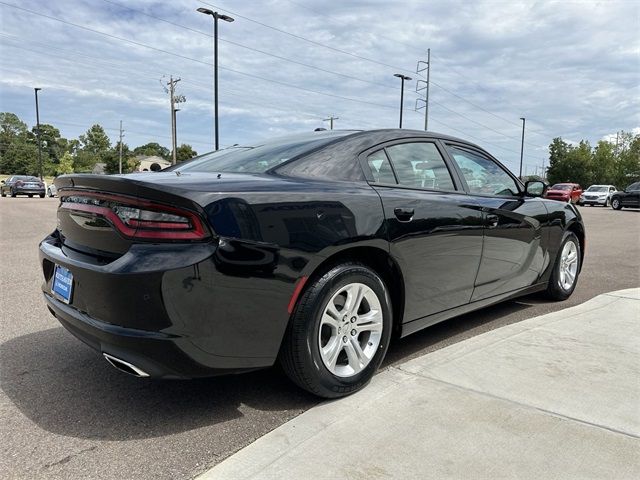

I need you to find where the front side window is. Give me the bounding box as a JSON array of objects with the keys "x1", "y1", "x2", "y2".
[
  {"x1": 628, "y1": 182, "x2": 640, "y2": 191},
  {"x1": 448, "y1": 146, "x2": 519, "y2": 196},
  {"x1": 384, "y1": 142, "x2": 455, "y2": 191}
]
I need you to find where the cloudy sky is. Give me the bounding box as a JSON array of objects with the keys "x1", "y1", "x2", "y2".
[{"x1": 0, "y1": 0, "x2": 638, "y2": 174}]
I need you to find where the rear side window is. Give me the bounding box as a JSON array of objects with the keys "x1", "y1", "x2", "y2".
[
  {"x1": 366, "y1": 150, "x2": 396, "y2": 184},
  {"x1": 384, "y1": 142, "x2": 455, "y2": 191},
  {"x1": 447, "y1": 146, "x2": 520, "y2": 197}
]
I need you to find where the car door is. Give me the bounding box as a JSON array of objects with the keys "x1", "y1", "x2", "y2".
[
  {"x1": 443, "y1": 143, "x2": 548, "y2": 301},
  {"x1": 361, "y1": 139, "x2": 484, "y2": 322},
  {"x1": 623, "y1": 182, "x2": 640, "y2": 206}
]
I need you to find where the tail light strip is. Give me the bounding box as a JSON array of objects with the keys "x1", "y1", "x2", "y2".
[{"x1": 59, "y1": 190, "x2": 209, "y2": 241}]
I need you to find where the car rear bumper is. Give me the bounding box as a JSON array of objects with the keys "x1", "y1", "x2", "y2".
[
  {"x1": 15, "y1": 188, "x2": 45, "y2": 195},
  {"x1": 39, "y1": 233, "x2": 294, "y2": 378}
]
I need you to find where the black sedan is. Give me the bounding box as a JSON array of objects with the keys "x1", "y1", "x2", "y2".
[
  {"x1": 39, "y1": 129, "x2": 585, "y2": 398},
  {"x1": 1, "y1": 175, "x2": 45, "y2": 197},
  {"x1": 611, "y1": 181, "x2": 640, "y2": 209}
]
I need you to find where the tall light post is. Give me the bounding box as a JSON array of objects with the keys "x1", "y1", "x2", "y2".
[
  {"x1": 34, "y1": 88, "x2": 43, "y2": 180},
  {"x1": 519, "y1": 117, "x2": 526, "y2": 179},
  {"x1": 197, "y1": 7, "x2": 234, "y2": 151},
  {"x1": 173, "y1": 108, "x2": 180, "y2": 161},
  {"x1": 394, "y1": 74, "x2": 412, "y2": 128}
]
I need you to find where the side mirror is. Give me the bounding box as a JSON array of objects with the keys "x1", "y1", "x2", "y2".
[
  {"x1": 0, "y1": 180, "x2": 4, "y2": 184},
  {"x1": 525, "y1": 180, "x2": 546, "y2": 197}
]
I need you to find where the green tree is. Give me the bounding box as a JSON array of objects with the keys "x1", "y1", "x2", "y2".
[
  {"x1": 547, "y1": 139, "x2": 592, "y2": 186},
  {"x1": 56, "y1": 152, "x2": 74, "y2": 175},
  {"x1": 104, "y1": 142, "x2": 139, "y2": 174},
  {"x1": 133, "y1": 142, "x2": 170, "y2": 159},
  {"x1": 176, "y1": 143, "x2": 197, "y2": 162},
  {"x1": 74, "y1": 124, "x2": 111, "y2": 172},
  {"x1": 614, "y1": 132, "x2": 640, "y2": 188},
  {"x1": 0, "y1": 112, "x2": 41, "y2": 175},
  {"x1": 591, "y1": 140, "x2": 616, "y2": 184}
]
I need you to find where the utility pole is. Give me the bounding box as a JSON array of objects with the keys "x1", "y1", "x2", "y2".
[
  {"x1": 415, "y1": 50, "x2": 430, "y2": 130},
  {"x1": 34, "y1": 88, "x2": 43, "y2": 180},
  {"x1": 519, "y1": 117, "x2": 526, "y2": 179},
  {"x1": 167, "y1": 76, "x2": 181, "y2": 165},
  {"x1": 424, "y1": 48, "x2": 430, "y2": 131},
  {"x1": 323, "y1": 115, "x2": 339, "y2": 130},
  {"x1": 615, "y1": 131, "x2": 619, "y2": 156},
  {"x1": 118, "y1": 120, "x2": 125, "y2": 174}
]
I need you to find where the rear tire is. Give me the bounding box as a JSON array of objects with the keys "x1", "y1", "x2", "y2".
[
  {"x1": 10, "y1": 189, "x2": 16, "y2": 198},
  {"x1": 28, "y1": 194, "x2": 33, "y2": 198},
  {"x1": 39, "y1": 193, "x2": 45, "y2": 198},
  {"x1": 0, "y1": 190, "x2": 5, "y2": 198},
  {"x1": 545, "y1": 232, "x2": 581, "y2": 301},
  {"x1": 280, "y1": 262, "x2": 392, "y2": 398},
  {"x1": 611, "y1": 198, "x2": 622, "y2": 210}
]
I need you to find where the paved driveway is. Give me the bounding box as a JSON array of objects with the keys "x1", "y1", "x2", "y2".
[{"x1": 1, "y1": 198, "x2": 638, "y2": 479}]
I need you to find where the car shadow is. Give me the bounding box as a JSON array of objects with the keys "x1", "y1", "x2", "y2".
[
  {"x1": 2, "y1": 298, "x2": 537, "y2": 442},
  {"x1": 0, "y1": 327, "x2": 317, "y2": 441},
  {"x1": 383, "y1": 298, "x2": 534, "y2": 367}
]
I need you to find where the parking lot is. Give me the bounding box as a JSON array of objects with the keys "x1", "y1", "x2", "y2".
[{"x1": 1, "y1": 198, "x2": 639, "y2": 480}]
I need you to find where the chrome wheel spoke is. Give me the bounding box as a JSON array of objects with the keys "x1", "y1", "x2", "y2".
[
  {"x1": 344, "y1": 338, "x2": 366, "y2": 373},
  {"x1": 356, "y1": 310, "x2": 383, "y2": 333},
  {"x1": 322, "y1": 337, "x2": 342, "y2": 370}
]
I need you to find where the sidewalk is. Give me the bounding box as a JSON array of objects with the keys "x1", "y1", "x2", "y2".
[{"x1": 198, "y1": 289, "x2": 640, "y2": 480}]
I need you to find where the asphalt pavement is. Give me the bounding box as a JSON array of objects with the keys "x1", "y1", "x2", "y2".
[{"x1": 1, "y1": 198, "x2": 639, "y2": 479}]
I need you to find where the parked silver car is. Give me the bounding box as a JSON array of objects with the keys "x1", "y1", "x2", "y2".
[{"x1": 579, "y1": 185, "x2": 617, "y2": 206}]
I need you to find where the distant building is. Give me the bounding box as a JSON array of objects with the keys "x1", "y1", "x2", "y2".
[
  {"x1": 92, "y1": 163, "x2": 106, "y2": 175},
  {"x1": 135, "y1": 155, "x2": 171, "y2": 172}
]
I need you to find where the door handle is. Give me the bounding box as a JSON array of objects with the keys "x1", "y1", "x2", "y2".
[
  {"x1": 486, "y1": 214, "x2": 499, "y2": 228},
  {"x1": 394, "y1": 207, "x2": 415, "y2": 222}
]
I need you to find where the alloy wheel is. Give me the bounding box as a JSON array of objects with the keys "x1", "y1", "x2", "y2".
[
  {"x1": 559, "y1": 240, "x2": 579, "y2": 291},
  {"x1": 318, "y1": 282, "x2": 383, "y2": 378}
]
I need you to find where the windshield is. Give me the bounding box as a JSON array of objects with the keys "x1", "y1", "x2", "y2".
[
  {"x1": 174, "y1": 133, "x2": 350, "y2": 174},
  {"x1": 587, "y1": 186, "x2": 607, "y2": 192},
  {"x1": 550, "y1": 184, "x2": 572, "y2": 191}
]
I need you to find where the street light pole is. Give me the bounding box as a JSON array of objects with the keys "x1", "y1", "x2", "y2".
[
  {"x1": 34, "y1": 88, "x2": 43, "y2": 180},
  {"x1": 519, "y1": 117, "x2": 526, "y2": 179},
  {"x1": 197, "y1": 7, "x2": 234, "y2": 151},
  {"x1": 394, "y1": 74, "x2": 412, "y2": 128}
]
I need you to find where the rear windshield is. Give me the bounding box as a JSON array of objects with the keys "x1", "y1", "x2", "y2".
[
  {"x1": 550, "y1": 184, "x2": 572, "y2": 191},
  {"x1": 173, "y1": 133, "x2": 349, "y2": 174},
  {"x1": 14, "y1": 176, "x2": 40, "y2": 182}
]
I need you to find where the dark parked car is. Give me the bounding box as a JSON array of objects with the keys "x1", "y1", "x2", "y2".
[
  {"x1": 611, "y1": 182, "x2": 640, "y2": 210},
  {"x1": 544, "y1": 183, "x2": 582, "y2": 204},
  {"x1": 1, "y1": 175, "x2": 45, "y2": 197},
  {"x1": 39, "y1": 129, "x2": 585, "y2": 398}
]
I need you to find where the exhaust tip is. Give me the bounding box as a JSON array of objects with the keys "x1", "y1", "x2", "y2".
[{"x1": 103, "y1": 353, "x2": 150, "y2": 378}]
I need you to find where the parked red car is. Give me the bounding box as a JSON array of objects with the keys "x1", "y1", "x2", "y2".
[{"x1": 544, "y1": 183, "x2": 582, "y2": 204}]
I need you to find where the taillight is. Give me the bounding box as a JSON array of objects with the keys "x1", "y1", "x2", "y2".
[
  {"x1": 59, "y1": 191, "x2": 209, "y2": 241},
  {"x1": 38, "y1": 182, "x2": 44, "y2": 187}
]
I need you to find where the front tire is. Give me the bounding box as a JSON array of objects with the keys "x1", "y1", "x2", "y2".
[
  {"x1": 280, "y1": 262, "x2": 392, "y2": 398},
  {"x1": 611, "y1": 198, "x2": 622, "y2": 210},
  {"x1": 545, "y1": 232, "x2": 581, "y2": 301}
]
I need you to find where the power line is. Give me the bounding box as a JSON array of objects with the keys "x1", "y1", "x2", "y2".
[
  {"x1": 99, "y1": 0, "x2": 404, "y2": 94},
  {"x1": 196, "y1": 1, "x2": 415, "y2": 75},
  {"x1": 0, "y1": 2, "x2": 400, "y2": 112},
  {"x1": 134, "y1": 0, "x2": 546, "y2": 147}
]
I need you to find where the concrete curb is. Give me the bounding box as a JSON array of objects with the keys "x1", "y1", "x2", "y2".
[{"x1": 197, "y1": 289, "x2": 640, "y2": 480}]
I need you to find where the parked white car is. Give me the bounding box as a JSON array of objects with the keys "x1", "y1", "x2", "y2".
[{"x1": 579, "y1": 185, "x2": 617, "y2": 206}]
